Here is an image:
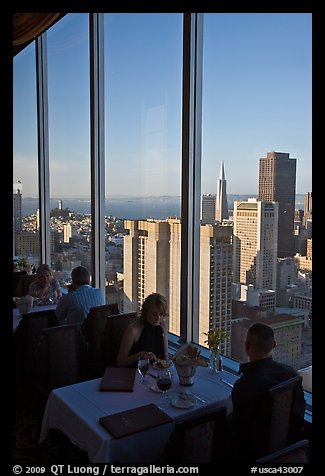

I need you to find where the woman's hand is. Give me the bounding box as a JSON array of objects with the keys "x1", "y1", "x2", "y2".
[
  {"x1": 140, "y1": 351, "x2": 156, "y2": 361},
  {"x1": 160, "y1": 316, "x2": 169, "y2": 333}
]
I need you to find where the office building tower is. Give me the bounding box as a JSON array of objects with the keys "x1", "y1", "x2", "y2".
[
  {"x1": 13, "y1": 181, "x2": 22, "y2": 256},
  {"x1": 199, "y1": 224, "x2": 233, "y2": 354},
  {"x1": 246, "y1": 285, "x2": 276, "y2": 310},
  {"x1": 123, "y1": 219, "x2": 233, "y2": 352},
  {"x1": 215, "y1": 161, "x2": 229, "y2": 222},
  {"x1": 63, "y1": 223, "x2": 77, "y2": 243},
  {"x1": 169, "y1": 219, "x2": 181, "y2": 336},
  {"x1": 123, "y1": 219, "x2": 170, "y2": 314},
  {"x1": 58, "y1": 199, "x2": 63, "y2": 210},
  {"x1": 13, "y1": 181, "x2": 22, "y2": 233},
  {"x1": 258, "y1": 151, "x2": 296, "y2": 257},
  {"x1": 304, "y1": 192, "x2": 312, "y2": 220},
  {"x1": 233, "y1": 198, "x2": 278, "y2": 290},
  {"x1": 200, "y1": 194, "x2": 216, "y2": 224}
]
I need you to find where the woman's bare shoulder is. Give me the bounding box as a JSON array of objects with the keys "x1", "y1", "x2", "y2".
[{"x1": 126, "y1": 319, "x2": 143, "y2": 336}]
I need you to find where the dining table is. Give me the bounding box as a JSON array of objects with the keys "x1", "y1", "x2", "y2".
[
  {"x1": 39, "y1": 363, "x2": 238, "y2": 463},
  {"x1": 13, "y1": 304, "x2": 57, "y2": 332}
]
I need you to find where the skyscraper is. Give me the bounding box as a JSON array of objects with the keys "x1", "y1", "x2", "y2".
[
  {"x1": 123, "y1": 218, "x2": 233, "y2": 352},
  {"x1": 13, "y1": 181, "x2": 22, "y2": 233},
  {"x1": 233, "y1": 198, "x2": 278, "y2": 290},
  {"x1": 123, "y1": 219, "x2": 170, "y2": 314},
  {"x1": 200, "y1": 193, "x2": 216, "y2": 224},
  {"x1": 215, "y1": 161, "x2": 229, "y2": 222},
  {"x1": 303, "y1": 192, "x2": 312, "y2": 227},
  {"x1": 258, "y1": 151, "x2": 296, "y2": 257},
  {"x1": 199, "y1": 223, "x2": 233, "y2": 354}
]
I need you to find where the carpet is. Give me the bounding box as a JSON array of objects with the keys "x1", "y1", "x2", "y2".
[{"x1": 13, "y1": 396, "x2": 90, "y2": 464}]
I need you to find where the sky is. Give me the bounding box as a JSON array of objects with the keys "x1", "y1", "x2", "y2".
[{"x1": 13, "y1": 13, "x2": 312, "y2": 198}]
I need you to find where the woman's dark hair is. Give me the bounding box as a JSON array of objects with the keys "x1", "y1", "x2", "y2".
[
  {"x1": 71, "y1": 266, "x2": 91, "y2": 286},
  {"x1": 140, "y1": 293, "x2": 168, "y2": 320}
]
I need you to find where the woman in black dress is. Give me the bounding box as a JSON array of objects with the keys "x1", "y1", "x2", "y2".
[{"x1": 116, "y1": 293, "x2": 169, "y2": 367}]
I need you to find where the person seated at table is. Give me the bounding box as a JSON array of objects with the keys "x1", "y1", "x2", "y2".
[
  {"x1": 28, "y1": 264, "x2": 62, "y2": 306},
  {"x1": 21, "y1": 263, "x2": 33, "y2": 275},
  {"x1": 116, "y1": 292, "x2": 169, "y2": 367},
  {"x1": 55, "y1": 265, "x2": 104, "y2": 327},
  {"x1": 228, "y1": 322, "x2": 306, "y2": 461}
]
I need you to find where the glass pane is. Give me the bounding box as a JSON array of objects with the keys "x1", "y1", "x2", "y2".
[
  {"x1": 13, "y1": 43, "x2": 40, "y2": 277},
  {"x1": 200, "y1": 13, "x2": 312, "y2": 380},
  {"x1": 47, "y1": 14, "x2": 91, "y2": 290},
  {"x1": 104, "y1": 13, "x2": 182, "y2": 331}
]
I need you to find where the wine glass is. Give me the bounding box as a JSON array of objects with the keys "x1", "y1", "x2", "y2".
[
  {"x1": 138, "y1": 357, "x2": 150, "y2": 384},
  {"x1": 156, "y1": 369, "x2": 172, "y2": 409}
]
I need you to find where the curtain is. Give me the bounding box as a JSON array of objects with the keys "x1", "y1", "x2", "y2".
[{"x1": 13, "y1": 13, "x2": 63, "y2": 54}]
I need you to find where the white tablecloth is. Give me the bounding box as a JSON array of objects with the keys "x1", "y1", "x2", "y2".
[
  {"x1": 40, "y1": 365, "x2": 237, "y2": 463},
  {"x1": 13, "y1": 304, "x2": 57, "y2": 332}
]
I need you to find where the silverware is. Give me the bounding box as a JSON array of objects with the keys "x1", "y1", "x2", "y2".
[
  {"x1": 148, "y1": 372, "x2": 158, "y2": 379},
  {"x1": 180, "y1": 391, "x2": 206, "y2": 403},
  {"x1": 221, "y1": 378, "x2": 234, "y2": 388}
]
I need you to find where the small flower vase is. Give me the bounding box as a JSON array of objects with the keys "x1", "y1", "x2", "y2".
[{"x1": 209, "y1": 348, "x2": 221, "y2": 372}]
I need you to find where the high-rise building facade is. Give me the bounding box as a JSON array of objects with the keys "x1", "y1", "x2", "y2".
[
  {"x1": 233, "y1": 198, "x2": 278, "y2": 290},
  {"x1": 123, "y1": 219, "x2": 233, "y2": 353},
  {"x1": 200, "y1": 193, "x2": 216, "y2": 225},
  {"x1": 123, "y1": 219, "x2": 170, "y2": 314},
  {"x1": 13, "y1": 181, "x2": 22, "y2": 233},
  {"x1": 215, "y1": 161, "x2": 229, "y2": 222},
  {"x1": 199, "y1": 224, "x2": 233, "y2": 353},
  {"x1": 303, "y1": 191, "x2": 312, "y2": 227},
  {"x1": 258, "y1": 151, "x2": 296, "y2": 257}
]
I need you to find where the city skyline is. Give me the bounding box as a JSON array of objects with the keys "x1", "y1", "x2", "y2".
[{"x1": 13, "y1": 13, "x2": 312, "y2": 198}]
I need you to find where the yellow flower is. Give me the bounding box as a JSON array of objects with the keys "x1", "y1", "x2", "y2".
[{"x1": 203, "y1": 327, "x2": 228, "y2": 351}]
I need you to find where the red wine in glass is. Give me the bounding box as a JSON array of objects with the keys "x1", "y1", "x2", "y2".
[
  {"x1": 157, "y1": 378, "x2": 172, "y2": 392},
  {"x1": 157, "y1": 370, "x2": 172, "y2": 408}
]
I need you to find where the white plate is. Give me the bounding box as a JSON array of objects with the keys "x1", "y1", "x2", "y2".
[
  {"x1": 171, "y1": 397, "x2": 195, "y2": 409},
  {"x1": 152, "y1": 360, "x2": 173, "y2": 370},
  {"x1": 150, "y1": 384, "x2": 163, "y2": 393}
]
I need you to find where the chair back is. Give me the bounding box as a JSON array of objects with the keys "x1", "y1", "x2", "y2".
[
  {"x1": 162, "y1": 406, "x2": 227, "y2": 463},
  {"x1": 40, "y1": 324, "x2": 89, "y2": 391},
  {"x1": 253, "y1": 375, "x2": 305, "y2": 456},
  {"x1": 81, "y1": 303, "x2": 119, "y2": 372},
  {"x1": 14, "y1": 309, "x2": 59, "y2": 384},
  {"x1": 256, "y1": 439, "x2": 310, "y2": 463},
  {"x1": 101, "y1": 312, "x2": 138, "y2": 367},
  {"x1": 268, "y1": 375, "x2": 304, "y2": 453}
]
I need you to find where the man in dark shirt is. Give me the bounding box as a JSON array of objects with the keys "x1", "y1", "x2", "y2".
[{"x1": 229, "y1": 322, "x2": 306, "y2": 461}]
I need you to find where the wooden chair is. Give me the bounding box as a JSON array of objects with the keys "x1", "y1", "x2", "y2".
[
  {"x1": 33, "y1": 324, "x2": 90, "y2": 437},
  {"x1": 14, "y1": 309, "x2": 59, "y2": 389},
  {"x1": 161, "y1": 406, "x2": 228, "y2": 463},
  {"x1": 256, "y1": 439, "x2": 310, "y2": 463},
  {"x1": 101, "y1": 312, "x2": 138, "y2": 367},
  {"x1": 251, "y1": 375, "x2": 306, "y2": 459},
  {"x1": 81, "y1": 303, "x2": 119, "y2": 375}
]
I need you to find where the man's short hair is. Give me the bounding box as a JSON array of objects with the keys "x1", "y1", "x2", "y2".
[
  {"x1": 71, "y1": 266, "x2": 90, "y2": 286},
  {"x1": 247, "y1": 322, "x2": 275, "y2": 354}
]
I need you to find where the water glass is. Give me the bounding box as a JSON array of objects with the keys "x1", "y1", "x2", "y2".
[{"x1": 138, "y1": 357, "x2": 150, "y2": 384}]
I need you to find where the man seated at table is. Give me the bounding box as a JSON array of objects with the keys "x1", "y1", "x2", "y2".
[
  {"x1": 228, "y1": 322, "x2": 306, "y2": 461},
  {"x1": 55, "y1": 266, "x2": 104, "y2": 327}
]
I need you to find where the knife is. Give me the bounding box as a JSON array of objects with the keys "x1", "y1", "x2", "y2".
[
  {"x1": 221, "y1": 379, "x2": 234, "y2": 388},
  {"x1": 148, "y1": 372, "x2": 158, "y2": 379}
]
